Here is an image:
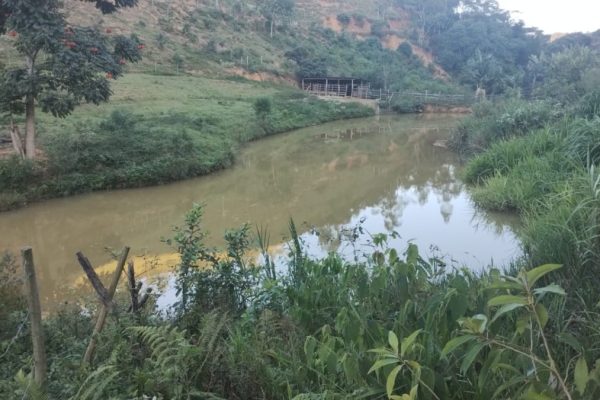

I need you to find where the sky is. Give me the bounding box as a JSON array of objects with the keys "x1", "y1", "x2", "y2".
[{"x1": 496, "y1": 0, "x2": 600, "y2": 34}]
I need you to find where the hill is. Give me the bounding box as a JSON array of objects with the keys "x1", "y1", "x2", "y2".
[{"x1": 0, "y1": 0, "x2": 550, "y2": 209}]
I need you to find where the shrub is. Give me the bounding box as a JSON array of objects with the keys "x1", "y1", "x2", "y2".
[{"x1": 336, "y1": 13, "x2": 351, "y2": 26}]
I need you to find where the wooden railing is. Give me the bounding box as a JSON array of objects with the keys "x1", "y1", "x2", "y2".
[{"x1": 304, "y1": 85, "x2": 476, "y2": 106}]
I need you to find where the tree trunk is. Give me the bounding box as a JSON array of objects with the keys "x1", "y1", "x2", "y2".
[
  {"x1": 270, "y1": 17, "x2": 274, "y2": 38},
  {"x1": 9, "y1": 120, "x2": 25, "y2": 158},
  {"x1": 25, "y1": 56, "x2": 36, "y2": 159}
]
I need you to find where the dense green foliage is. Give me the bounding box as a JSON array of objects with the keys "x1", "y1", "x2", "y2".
[
  {"x1": 3, "y1": 207, "x2": 600, "y2": 399},
  {"x1": 453, "y1": 40, "x2": 600, "y2": 312},
  {"x1": 393, "y1": 0, "x2": 544, "y2": 94}
]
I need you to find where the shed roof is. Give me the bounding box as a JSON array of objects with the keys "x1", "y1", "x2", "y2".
[{"x1": 302, "y1": 77, "x2": 366, "y2": 82}]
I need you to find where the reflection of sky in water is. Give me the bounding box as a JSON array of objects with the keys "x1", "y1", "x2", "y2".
[
  {"x1": 296, "y1": 185, "x2": 520, "y2": 271},
  {"x1": 286, "y1": 164, "x2": 521, "y2": 270}
]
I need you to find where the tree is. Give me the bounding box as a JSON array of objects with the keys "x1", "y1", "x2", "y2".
[
  {"x1": 464, "y1": 49, "x2": 505, "y2": 94},
  {"x1": 0, "y1": 0, "x2": 142, "y2": 159},
  {"x1": 172, "y1": 53, "x2": 185, "y2": 74},
  {"x1": 530, "y1": 46, "x2": 600, "y2": 103},
  {"x1": 260, "y1": 0, "x2": 294, "y2": 38}
]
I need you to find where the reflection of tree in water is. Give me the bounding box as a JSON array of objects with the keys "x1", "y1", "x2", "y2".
[
  {"x1": 469, "y1": 207, "x2": 521, "y2": 237},
  {"x1": 372, "y1": 162, "x2": 465, "y2": 230}
]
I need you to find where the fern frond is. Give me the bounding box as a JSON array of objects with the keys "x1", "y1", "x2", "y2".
[
  {"x1": 74, "y1": 364, "x2": 118, "y2": 400},
  {"x1": 14, "y1": 370, "x2": 48, "y2": 400}
]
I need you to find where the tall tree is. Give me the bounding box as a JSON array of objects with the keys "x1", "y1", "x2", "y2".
[
  {"x1": 260, "y1": 0, "x2": 294, "y2": 38},
  {"x1": 0, "y1": 0, "x2": 142, "y2": 159}
]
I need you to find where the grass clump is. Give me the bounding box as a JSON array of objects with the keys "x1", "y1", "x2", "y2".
[{"x1": 449, "y1": 99, "x2": 562, "y2": 155}]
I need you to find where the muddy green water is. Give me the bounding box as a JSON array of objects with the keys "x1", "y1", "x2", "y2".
[{"x1": 0, "y1": 115, "x2": 520, "y2": 309}]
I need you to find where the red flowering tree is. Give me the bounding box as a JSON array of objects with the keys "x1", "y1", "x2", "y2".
[{"x1": 0, "y1": 0, "x2": 143, "y2": 158}]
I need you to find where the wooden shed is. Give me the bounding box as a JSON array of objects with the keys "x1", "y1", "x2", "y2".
[{"x1": 301, "y1": 77, "x2": 371, "y2": 99}]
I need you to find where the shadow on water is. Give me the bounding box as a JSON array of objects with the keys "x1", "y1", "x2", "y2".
[{"x1": 0, "y1": 114, "x2": 521, "y2": 309}]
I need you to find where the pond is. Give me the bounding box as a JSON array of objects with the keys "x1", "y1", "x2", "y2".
[{"x1": 0, "y1": 115, "x2": 521, "y2": 310}]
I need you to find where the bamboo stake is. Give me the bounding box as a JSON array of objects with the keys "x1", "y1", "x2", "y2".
[
  {"x1": 126, "y1": 261, "x2": 139, "y2": 313},
  {"x1": 21, "y1": 247, "x2": 47, "y2": 389},
  {"x1": 82, "y1": 247, "x2": 130, "y2": 365}
]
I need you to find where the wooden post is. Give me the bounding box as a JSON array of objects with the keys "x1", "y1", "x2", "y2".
[
  {"x1": 325, "y1": 78, "x2": 328, "y2": 96},
  {"x1": 21, "y1": 247, "x2": 47, "y2": 389},
  {"x1": 82, "y1": 247, "x2": 130, "y2": 365},
  {"x1": 126, "y1": 261, "x2": 139, "y2": 313}
]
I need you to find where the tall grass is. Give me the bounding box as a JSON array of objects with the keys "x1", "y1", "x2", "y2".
[
  {"x1": 3, "y1": 207, "x2": 599, "y2": 399},
  {"x1": 449, "y1": 99, "x2": 562, "y2": 155}
]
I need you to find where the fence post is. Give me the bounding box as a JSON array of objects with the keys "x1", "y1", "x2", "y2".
[
  {"x1": 82, "y1": 247, "x2": 130, "y2": 365},
  {"x1": 21, "y1": 247, "x2": 47, "y2": 389}
]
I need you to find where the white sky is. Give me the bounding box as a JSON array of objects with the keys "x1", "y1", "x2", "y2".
[{"x1": 497, "y1": 0, "x2": 600, "y2": 34}]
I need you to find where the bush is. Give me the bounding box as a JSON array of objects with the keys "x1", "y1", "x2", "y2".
[
  {"x1": 336, "y1": 13, "x2": 351, "y2": 26},
  {"x1": 449, "y1": 99, "x2": 562, "y2": 154}
]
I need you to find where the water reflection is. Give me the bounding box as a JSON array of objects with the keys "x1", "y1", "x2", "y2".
[{"x1": 0, "y1": 114, "x2": 520, "y2": 309}]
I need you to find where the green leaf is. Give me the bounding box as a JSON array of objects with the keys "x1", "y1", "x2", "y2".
[
  {"x1": 401, "y1": 329, "x2": 422, "y2": 357},
  {"x1": 521, "y1": 387, "x2": 556, "y2": 400},
  {"x1": 441, "y1": 335, "x2": 476, "y2": 359},
  {"x1": 575, "y1": 357, "x2": 589, "y2": 396},
  {"x1": 459, "y1": 315, "x2": 488, "y2": 334},
  {"x1": 409, "y1": 384, "x2": 418, "y2": 400},
  {"x1": 535, "y1": 303, "x2": 549, "y2": 329},
  {"x1": 533, "y1": 284, "x2": 566, "y2": 296},
  {"x1": 389, "y1": 331, "x2": 399, "y2": 355},
  {"x1": 491, "y1": 303, "x2": 526, "y2": 323},
  {"x1": 304, "y1": 336, "x2": 317, "y2": 361},
  {"x1": 369, "y1": 358, "x2": 400, "y2": 374},
  {"x1": 387, "y1": 365, "x2": 403, "y2": 397},
  {"x1": 558, "y1": 332, "x2": 583, "y2": 352},
  {"x1": 488, "y1": 280, "x2": 523, "y2": 291},
  {"x1": 516, "y1": 314, "x2": 530, "y2": 335},
  {"x1": 526, "y1": 264, "x2": 562, "y2": 287},
  {"x1": 406, "y1": 243, "x2": 419, "y2": 265},
  {"x1": 460, "y1": 342, "x2": 485, "y2": 374},
  {"x1": 488, "y1": 295, "x2": 528, "y2": 307}
]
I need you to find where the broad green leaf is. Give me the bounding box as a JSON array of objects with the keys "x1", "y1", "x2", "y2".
[
  {"x1": 409, "y1": 385, "x2": 418, "y2": 400},
  {"x1": 459, "y1": 315, "x2": 488, "y2": 334},
  {"x1": 401, "y1": 329, "x2": 422, "y2": 357},
  {"x1": 535, "y1": 303, "x2": 549, "y2": 329},
  {"x1": 387, "y1": 365, "x2": 403, "y2": 397},
  {"x1": 575, "y1": 357, "x2": 589, "y2": 396},
  {"x1": 406, "y1": 243, "x2": 419, "y2": 265},
  {"x1": 521, "y1": 387, "x2": 556, "y2": 400},
  {"x1": 460, "y1": 342, "x2": 486, "y2": 374},
  {"x1": 488, "y1": 295, "x2": 528, "y2": 307},
  {"x1": 493, "y1": 363, "x2": 521, "y2": 375},
  {"x1": 389, "y1": 331, "x2": 399, "y2": 355},
  {"x1": 369, "y1": 358, "x2": 400, "y2": 374},
  {"x1": 488, "y1": 280, "x2": 523, "y2": 291},
  {"x1": 526, "y1": 264, "x2": 562, "y2": 287},
  {"x1": 533, "y1": 284, "x2": 566, "y2": 296},
  {"x1": 516, "y1": 314, "x2": 530, "y2": 335},
  {"x1": 491, "y1": 303, "x2": 526, "y2": 323},
  {"x1": 441, "y1": 335, "x2": 476, "y2": 358},
  {"x1": 558, "y1": 332, "x2": 583, "y2": 352},
  {"x1": 304, "y1": 336, "x2": 317, "y2": 361}
]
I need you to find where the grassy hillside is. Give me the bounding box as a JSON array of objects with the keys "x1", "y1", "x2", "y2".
[{"x1": 46, "y1": 0, "x2": 455, "y2": 91}]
